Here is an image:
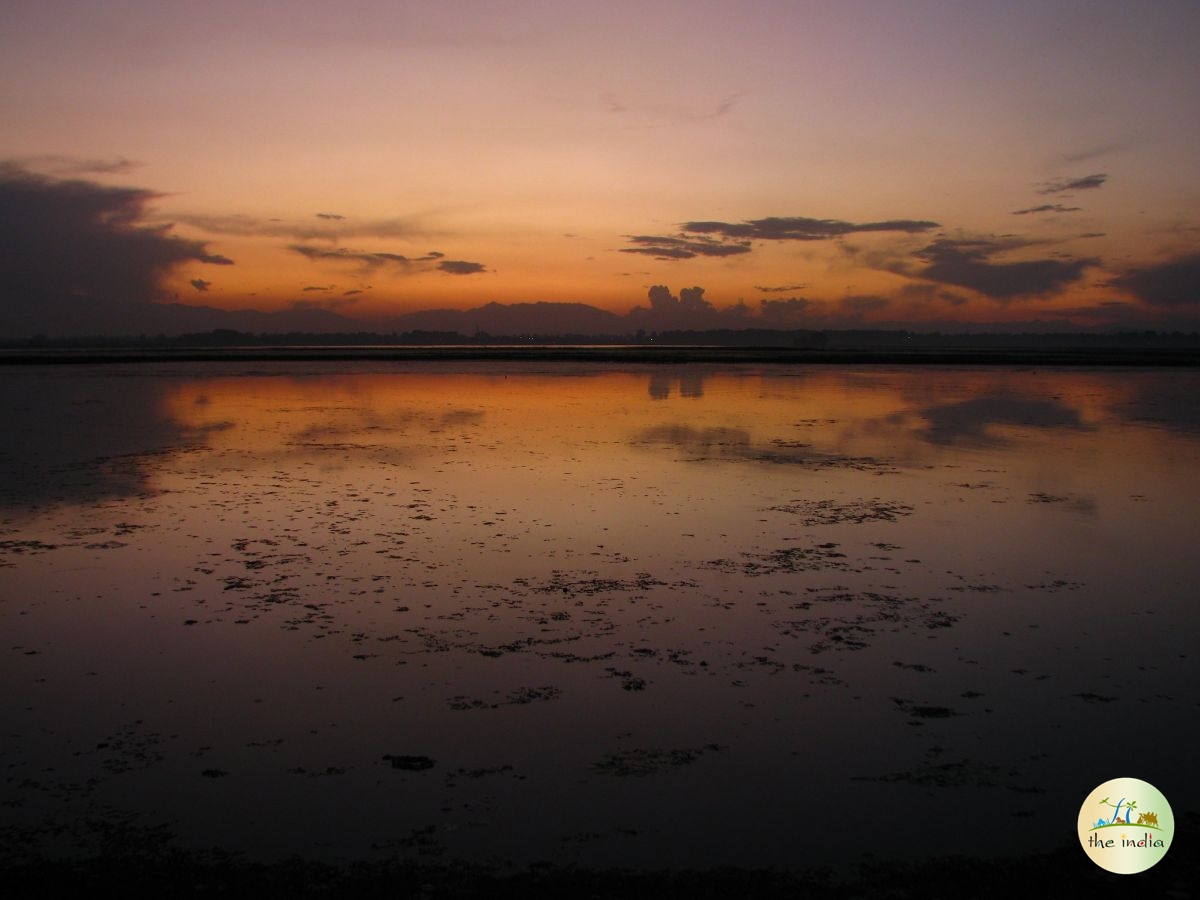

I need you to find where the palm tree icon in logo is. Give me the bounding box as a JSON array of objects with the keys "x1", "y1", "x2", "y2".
[{"x1": 1094, "y1": 796, "x2": 1136, "y2": 828}]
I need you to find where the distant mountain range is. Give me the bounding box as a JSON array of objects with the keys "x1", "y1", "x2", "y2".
[
  {"x1": 1, "y1": 298, "x2": 638, "y2": 339},
  {"x1": 5, "y1": 297, "x2": 1200, "y2": 343},
  {"x1": 388, "y1": 301, "x2": 627, "y2": 336},
  {"x1": 0, "y1": 299, "x2": 357, "y2": 339}
]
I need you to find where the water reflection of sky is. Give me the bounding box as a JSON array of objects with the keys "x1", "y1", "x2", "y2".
[{"x1": 1, "y1": 363, "x2": 1197, "y2": 871}]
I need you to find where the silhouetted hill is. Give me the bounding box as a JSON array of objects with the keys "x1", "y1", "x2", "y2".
[
  {"x1": 390, "y1": 301, "x2": 626, "y2": 336},
  {"x1": 1, "y1": 300, "x2": 360, "y2": 339}
]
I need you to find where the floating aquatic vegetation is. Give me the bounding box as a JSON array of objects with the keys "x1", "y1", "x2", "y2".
[
  {"x1": 764, "y1": 498, "x2": 914, "y2": 526},
  {"x1": 592, "y1": 745, "x2": 724, "y2": 778}
]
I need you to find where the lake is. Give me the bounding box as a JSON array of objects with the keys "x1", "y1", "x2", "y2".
[{"x1": 1, "y1": 361, "x2": 1196, "y2": 877}]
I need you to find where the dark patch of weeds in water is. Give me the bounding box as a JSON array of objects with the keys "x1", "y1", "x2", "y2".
[
  {"x1": 765, "y1": 498, "x2": 914, "y2": 526},
  {"x1": 592, "y1": 744, "x2": 724, "y2": 777},
  {"x1": 383, "y1": 755, "x2": 435, "y2": 771}
]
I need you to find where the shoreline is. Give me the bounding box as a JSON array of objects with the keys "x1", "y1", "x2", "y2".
[{"x1": 3, "y1": 345, "x2": 1200, "y2": 366}]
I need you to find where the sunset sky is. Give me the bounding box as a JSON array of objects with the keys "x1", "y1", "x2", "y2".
[{"x1": 3, "y1": 0, "x2": 1199, "y2": 335}]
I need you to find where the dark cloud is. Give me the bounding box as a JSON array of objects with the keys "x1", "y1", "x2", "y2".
[
  {"x1": 343, "y1": 289, "x2": 365, "y2": 296},
  {"x1": 682, "y1": 216, "x2": 940, "y2": 241},
  {"x1": 437, "y1": 260, "x2": 487, "y2": 275},
  {"x1": 896, "y1": 283, "x2": 971, "y2": 307},
  {"x1": 290, "y1": 244, "x2": 447, "y2": 271},
  {"x1": 622, "y1": 215, "x2": 936, "y2": 263},
  {"x1": 14, "y1": 155, "x2": 142, "y2": 176},
  {"x1": 287, "y1": 297, "x2": 359, "y2": 312},
  {"x1": 291, "y1": 244, "x2": 485, "y2": 276},
  {"x1": 646, "y1": 285, "x2": 674, "y2": 310},
  {"x1": 1012, "y1": 204, "x2": 1082, "y2": 215},
  {"x1": 290, "y1": 245, "x2": 395, "y2": 267},
  {"x1": 179, "y1": 213, "x2": 415, "y2": 240},
  {"x1": 1079, "y1": 232, "x2": 1107, "y2": 239},
  {"x1": 641, "y1": 285, "x2": 715, "y2": 314},
  {"x1": 197, "y1": 252, "x2": 234, "y2": 265},
  {"x1": 1041, "y1": 301, "x2": 1142, "y2": 327},
  {"x1": 180, "y1": 214, "x2": 341, "y2": 241},
  {"x1": 622, "y1": 245, "x2": 695, "y2": 260},
  {"x1": 189, "y1": 278, "x2": 211, "y2": 292},
  {"x1": 1110, "y1": 253, "x2": 1200, "y2": 307},
  {"x1": 0, "y1": 162, "x2": 233, "y2": 335},
  {"x1": 758, "y1": 297, "x2": 812, "y2": 325},
  {"x1": 654, "y1": 285, "x2": 712, "y2": 311},
  {"x1": 908, "y1": 238, "x2": 1095, "y2": 301},
  {"x1": 621, "y1": 234, "x2": 752, "y2": 260},
  {"x1": 755, "y1": 284, "x2": 807, "y2": 293},
  {"x1": 1057, "y1": 143, "x2": 1128, "y2": 166},
  {"x1": 302, "y1": 285, "x2": 334, "y2": 292},
  {"x1": 626, "y1": 285, "x2": 750, "y2": 330},
  {"x1": 1037, "y1": 173, "x2": 1107, "y2": 195},
  {"x1": 841, "y1": 295, "x2": 890, "y2": 312},
  {"x1": 679, "y1": 286, "x2": 710, "y2": 310}
]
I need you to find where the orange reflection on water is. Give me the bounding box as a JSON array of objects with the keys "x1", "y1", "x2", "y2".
[
  {"x1": 151, "y1": 363, "x2": 1192, "y2": 481},
  {"x1": 2, "y1": 361, "x2": 1199, "y2": 869}
]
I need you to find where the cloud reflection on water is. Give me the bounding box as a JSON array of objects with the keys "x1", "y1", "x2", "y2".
[
  {"x1": 1, "y1": 362, "x2": 1198, "y2": 872},
  {"x1": 909, "y1": 394, "x2": 1090, "y2": 447},
  {"x1": 0, "y1": 369, "x2": 220, "y2": 508}
]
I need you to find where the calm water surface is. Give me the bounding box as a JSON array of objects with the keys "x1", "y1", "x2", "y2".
[{"x1": 1, "y1": 362, "x2": 1197, "y2": 869}]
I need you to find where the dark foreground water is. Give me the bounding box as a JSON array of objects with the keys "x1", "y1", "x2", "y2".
[{"x1": 1, "y1": 362, "x2": 1197, "y2": 889}]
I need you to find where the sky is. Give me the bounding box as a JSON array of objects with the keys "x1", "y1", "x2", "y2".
[{"x1": 2, "y1": 0, "x2": 1200, "y2": 335}]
